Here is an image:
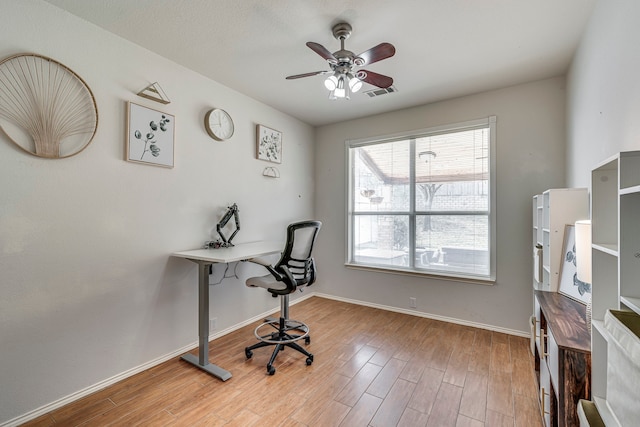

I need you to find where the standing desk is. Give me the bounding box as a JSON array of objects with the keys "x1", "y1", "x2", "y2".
[{"x1": 172, "y1": 241, "x2": 282, "y2": 381}]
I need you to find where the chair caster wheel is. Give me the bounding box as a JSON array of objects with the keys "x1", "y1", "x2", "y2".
[
  {"x1": 306, "y1": 356, "x2": 313, "y2": 365},
  {"x1": 245, "y1": 348, "x2": 253, "y2": 359},
  {"x1": 305, "y1": 336, "x2": 311, "y2": 345},
  {"x1": 267, "y1": 365, "x2": 275, "y2": 375}
]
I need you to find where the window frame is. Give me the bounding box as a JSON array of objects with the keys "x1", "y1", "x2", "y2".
[{"x1": 345, "y1": 116, "x2": 497, "y2": 284}]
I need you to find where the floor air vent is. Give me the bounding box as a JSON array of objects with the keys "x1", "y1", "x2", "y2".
[{"x1": 364, "y1": 86, "x2": 398, "y2": 97}]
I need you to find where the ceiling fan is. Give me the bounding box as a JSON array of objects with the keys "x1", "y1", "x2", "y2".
[{"x1": 286, "y1": 22, "x2": 396, "y2": 99}]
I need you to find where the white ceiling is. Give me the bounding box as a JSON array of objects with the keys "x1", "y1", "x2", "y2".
[{"x1": 44, "y1": 0, "x2": 596, "y2": 127}]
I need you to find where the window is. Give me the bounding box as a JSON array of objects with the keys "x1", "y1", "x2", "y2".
[{"x1": 346, "y1": 117, "x2": 496, "y2": 282}]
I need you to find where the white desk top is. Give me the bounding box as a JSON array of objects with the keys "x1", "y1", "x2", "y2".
[{"x1": 172, "y1": 241, "x2": 282, "y2": 263}]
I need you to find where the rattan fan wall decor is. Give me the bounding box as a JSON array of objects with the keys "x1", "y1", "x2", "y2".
[{"x1": 0, "y1": 53, "x2": 98, "y2": 158}]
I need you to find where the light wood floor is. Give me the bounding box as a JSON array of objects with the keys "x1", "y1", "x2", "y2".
[{"x1": 23, "y1": 297, "x2": 543, "y2": 427}]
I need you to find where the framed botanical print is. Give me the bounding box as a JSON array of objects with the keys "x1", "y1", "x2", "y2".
[
  {"x1": 256, "y1": 124, "x2": 282, "y2": 164},
  {"x1": 126, "y1": 102, "x2": 175, "y2": 168}
]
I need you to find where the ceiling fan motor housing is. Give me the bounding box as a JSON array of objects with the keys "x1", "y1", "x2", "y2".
[{"x1": 332, "y1": 22, "x2": 352, "y2": 41}]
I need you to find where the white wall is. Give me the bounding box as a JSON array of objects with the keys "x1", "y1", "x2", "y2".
[
  {"x1": 566, "y1": 0, "x2": 640, "y2": 187},
  {"x1": 314, "y1": 77, "x2": 567, "y2": 334},
  {"x1": 0, "y1": 0, "x2": 314, "y2": 424}
]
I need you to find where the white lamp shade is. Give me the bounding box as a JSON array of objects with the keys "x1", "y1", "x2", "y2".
[
  {"x1": 575, "y1": 220, "x2": 592, "y2": 284},
  {"x1": 349, "y1": 77, "x2": 362, "y2": 92},
  {"x1": 324, "y1": 75, "x2": 338, "y2": 90}
]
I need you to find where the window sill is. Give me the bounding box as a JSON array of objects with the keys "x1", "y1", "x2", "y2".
[{"x1": 344, "y1": 262, "x2": 495, "y2": 286}]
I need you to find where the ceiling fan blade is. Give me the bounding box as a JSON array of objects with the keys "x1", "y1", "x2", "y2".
[
  {"x1": 356, "y1": 43, "x2": 396, "y2": 65},
  {"x1": 356, "y1": 70, "x2": 394, "y2": 88},
  {"x1": 286, "y1": 70, "x2": 330, "y2": 80},
  {"x1": 306, "y1": 42, "x2": 337, "y2": 63}
]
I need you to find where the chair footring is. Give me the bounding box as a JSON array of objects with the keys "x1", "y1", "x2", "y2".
[{"x1": 253, "y1": 318, "x2": 309, "y2": 344}]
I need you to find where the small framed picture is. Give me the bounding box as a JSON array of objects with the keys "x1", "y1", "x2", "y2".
[
  {"x1": 558, "y1": 224, "x2": 591, "y2": 304},
  {"x1": 126, "y1": 102, "x2": 175, "y2": 168},
  {"x1": 256, "y1": 124, "x2": 282, "y2": 164}
]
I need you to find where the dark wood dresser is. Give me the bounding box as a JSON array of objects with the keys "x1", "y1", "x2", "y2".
[{"x1": 533, "y1": 291, "x2": 591, "y2": 427}]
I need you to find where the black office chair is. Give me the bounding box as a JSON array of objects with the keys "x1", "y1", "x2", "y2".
[{"x1": 244, "y1": 220, "x2": 322, "y2": 375}]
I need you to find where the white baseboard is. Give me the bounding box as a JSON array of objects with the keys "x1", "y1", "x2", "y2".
[
  {"x1": 3, "y1": 291, "x2": 522, "y2": 426},
  {"x1": 312, "y1": 292, "x2": 530, "y2": 338}
]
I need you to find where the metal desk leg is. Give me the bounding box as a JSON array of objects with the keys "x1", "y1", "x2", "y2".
[{"x1": 181, "y1": 261, "x2": 232, "y2": 381}]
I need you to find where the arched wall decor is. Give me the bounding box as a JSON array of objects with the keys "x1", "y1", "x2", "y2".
[{"x1": 0, "y1": 53, "x2": 98, "y2": 159}]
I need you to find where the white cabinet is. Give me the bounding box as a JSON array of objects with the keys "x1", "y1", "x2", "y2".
[
  {"x1": 532, "y1": 189, "x2": 588, "y2": 292},
  {"x1": 589, "y1": 151, "x2": 640, "y2": 426}
]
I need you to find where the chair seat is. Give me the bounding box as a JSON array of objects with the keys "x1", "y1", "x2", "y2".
[{"x1": 246, "y1": 274, "x2": 287, "y2": 290}]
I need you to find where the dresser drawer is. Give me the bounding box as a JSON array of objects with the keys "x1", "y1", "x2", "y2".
[
  {"x1": 535, "y1": 297, "x2": 543, "y2": 357},
  {"x1": 547, "y1": 326, "x2": 559, "y2": 394},
  {"x1": 540, "y1": 361, "x2": 553, "y2": 427}
]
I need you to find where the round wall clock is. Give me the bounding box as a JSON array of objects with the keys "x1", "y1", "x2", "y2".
[{"x1": 204, "y1": 108, "x2": 234, "y2": 141}]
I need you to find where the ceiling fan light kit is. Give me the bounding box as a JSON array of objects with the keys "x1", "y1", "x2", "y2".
[
  {"x1": 324, "y1": 72, "x2": 364, "y2": 100},
  {"x1": 286, "y1": 22, "x2": 395, "y2": 100}
]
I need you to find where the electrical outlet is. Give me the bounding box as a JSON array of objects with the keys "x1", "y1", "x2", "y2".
[
  {"x1": 409, "y1": 297, "x2": 417, "y2": 308},
  {"x1": 209, "y1": 318, "x2": 217, "y2": 330}
]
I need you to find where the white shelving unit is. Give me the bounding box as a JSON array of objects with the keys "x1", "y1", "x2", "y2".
[
  {"x1": 589, "y1": 151, "x2": 640, "y2": 426},
  {"x1": 532, "y1": 189, "x2": 588, "y2": 292}
]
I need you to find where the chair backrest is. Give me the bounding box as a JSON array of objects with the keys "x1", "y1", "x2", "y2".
[{"x1": 275, "y1": 220, "x2": 322, "y2": 289}]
